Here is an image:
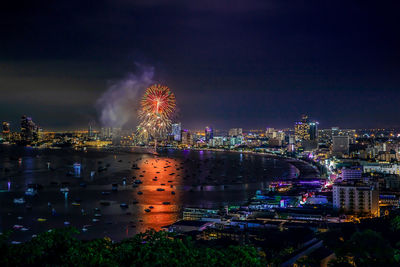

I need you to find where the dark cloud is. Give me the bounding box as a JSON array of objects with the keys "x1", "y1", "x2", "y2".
[{"x1": 0, "y1": 0, "x2": 400, "y2": 130}]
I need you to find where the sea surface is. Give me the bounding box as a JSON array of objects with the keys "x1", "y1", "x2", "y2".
[{"x1": 0, "y1": 145, "x2": 317, "y2": 242}]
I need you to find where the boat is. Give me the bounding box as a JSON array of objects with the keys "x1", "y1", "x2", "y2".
[
  {"x1": 101, "y1": 191, "x2": 111, "y2": 195},
  {"x1": 171, "y1": 191, "x2": 175, "y2": 195},
  {"x1": 134, "y1": 180, "x2": 142, "y2": 184},
  {"x1": 156, "y1": 188, "x2": 165, "y2": 191},
  {"x1": 92, "y1": 218, "x2": 100, "y2": 222},
  {"x1": 149, "y1": 206, "x2": 154, "y2": 209},
  {"x1": 13, "y1": 225, "x2": 23, "y2": 229},
  {"x1": 137, "y1": 191, "x2": 143, "y2": 195},
  {"x1": 120, "y1": 203, "x2": 129, "y2": 208},
  {"x1": 13, "y1": 198, "x2": 25, "y2": 204},
  {"x1": 37, "y1": 218, "x2": 47, "y2": 222},
  {"x1": 25, "y1": 188, "x2": 37, "y2": 196},
  {"x1": 94, "y1": 213, "x2": 102, "y2": 217},
  {"x1": 162, "y1": 202, "x2": 170, "y2": 205},
  {"x1": 72, "y1": 202, "x2": 81, "y2": 206},
  {"x1": 21, "y1": 227, "x2": 29, "y2": 231},
  {"x1": 60, "y1": 187, "x2": 69, "y2": 193},
  {"x1": 111, "y1": 184, "x2": 118, "y2": 191},
  {"x1": 144, "y1": 209, "x2": 151, "y2": 212}
]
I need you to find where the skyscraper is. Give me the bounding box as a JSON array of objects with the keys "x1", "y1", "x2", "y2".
[
  {"x1": 309, "y1": 122, "x2": 318, "y2": 141},
  {"x1": 229, "y1": 128, "x2": 242, "y2": 137},
  {"x1": 20, "y1": 115, "x2": 38, "y2": 143},
  {"x1": 205, "y1": 126, "x2": 213, "y2": 141},
  {"x1": 181, "y1": 129, "x2": 193, "y2": 145},
  {"x1": 2, "y1": 122, "x2": 10, "y2": 142},
  {"x1": 171, "y1": 123, "x2": 182, "y2": 141},
  {"x1": 88, "y1": 124, "x2": 93, "y2": 138},
  {"x1": 294, "y1": 115, "x2": 310, "y2": 141}
]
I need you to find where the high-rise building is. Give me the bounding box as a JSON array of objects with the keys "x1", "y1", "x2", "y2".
[
  {"x1": 309, "y1": 122, "x2": 318, "y2": 141},
  {"x1": 100, "y1": 127, "x2": 113, "y2": 139},
  {"x1": 333, "y1": 182, "x2": 379, "y2": 217},
  {"x1": 171, "y1": 123, "x2": 182, "y2": 141},
  {"x1": 88, "y1": 125, "x2": 93, "y2": 138},
  {"x1": 2, "y1": 122, "x2": 10, "y2": 142},
  {"x1": 20, "y1": 115, "x2": 38, "y2": 143},
  {"x1": 332, "y1": 127, "x2": 340, "y2": 137},
  {"x1": 294, "y1": 115, "x2": 319, "y2": 151},
  {"x1": 181, "y1": 129, "x2": 193, "y2": 145},
  {"x1": 332, "y1": 135, "x2": 349, "y2": 156},
  {"x1": 205, "y1": 126, "x2": 213, "y2": 141},
  {"x1": 229, "y1": 128, "x2": 242, "y2": 137},
  {"x1": 294, "y1": 115, "x2": 310, "y2": 141}
]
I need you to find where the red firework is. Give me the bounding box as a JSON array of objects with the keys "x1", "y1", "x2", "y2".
[
  {"x1": 138, "y1": 84, "x2": 176, "y2": 137},
  {"x1": 141, "y1": 84, "x2": 175, "y2": 117}
]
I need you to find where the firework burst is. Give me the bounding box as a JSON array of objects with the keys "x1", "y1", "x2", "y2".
[{"x1": 138, "y1": 84, "x2": 176, "y2": 139}]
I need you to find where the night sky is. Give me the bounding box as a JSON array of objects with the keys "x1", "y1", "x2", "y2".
[{"x1": 1, "y1": 0, "x2": 400, "y2": 130}]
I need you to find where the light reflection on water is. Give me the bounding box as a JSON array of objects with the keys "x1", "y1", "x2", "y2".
[{"x1": 0, "y1": 146, "x2": 313, "y2": 242}]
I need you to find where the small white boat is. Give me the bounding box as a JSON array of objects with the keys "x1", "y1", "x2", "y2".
[
  {"x1": 60, "y1": 187, "x2": 69, "y2": 193},
  {"x1": 25, "y1": 188, "x2": 37, "y2": 196},
  {"x1": 13, "y1": 198, "x2": 25, "y2": 204}
]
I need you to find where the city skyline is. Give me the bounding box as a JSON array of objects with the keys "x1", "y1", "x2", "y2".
[{"x1": 1, "y1": 1, "x2": 400, "y2": 130}]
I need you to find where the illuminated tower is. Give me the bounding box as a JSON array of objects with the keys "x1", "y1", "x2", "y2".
[
  {"x1": 171, "y1": 123, "x2": 182, "y2": 141},
  {"x1": 205, "y1": 126, "x2": 213, "y2": 142},
  {"x1": 2, "y1": 122, "x2": 10, "y2": 142},
  {"x1": 20, "y1": 115, "x2": 38, "y2": 143},
  {"x1": 294, "y1": 115, "x2": 310, "y2": 141}
]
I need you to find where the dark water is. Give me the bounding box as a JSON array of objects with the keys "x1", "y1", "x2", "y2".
[{"x1": 0, "y1": 145, "x2": 310, "y2": 242}]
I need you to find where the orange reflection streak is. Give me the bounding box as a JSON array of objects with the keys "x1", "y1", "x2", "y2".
[{"x1": 132, "y1": 155, "x2": 183, "y2": 233}]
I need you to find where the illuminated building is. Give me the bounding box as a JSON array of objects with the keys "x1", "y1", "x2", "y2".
[
  {"x1": 332, "y1": 127, "x2": 340, "y2": 137},
  {"x1": 294, "y1": 115, "x2": 310, "y2": 141},
  {"x1": 309, "y1": 122, "x2": 318, "y2": 141},
  {"x1": 183, "y1": 208, "x2": 219, "y2": 221},
  {"x1": 171, "y1": 123, "x2": 181, "y2": 141},
  {"x1": 205, "y1": 126, "x2": 213, "y2": 142},
  {"x1": 2, "y1": 122, "x2": 10, "y2": 142},
  {"x1": 333, "y1": 182, "x2": 379, "y2": 217},
  {"x1": 341, "y1": 166, "x2": 363, "y2": 181},
  {"x1": 229, "y1": 128, "x2": 242, "y2": 137},
  {"x1": 88, "y1": 124, "x2": 93, "y2": 137},
  {"x1": 181, "y1": 129, "x2": 193, "y2": 145},
  {"x1": 100, "y1": 127, "x2": 112, "y2": 139},
  {"x1": 20, "y1": 115, "x2": 38, "y2": 143}
]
